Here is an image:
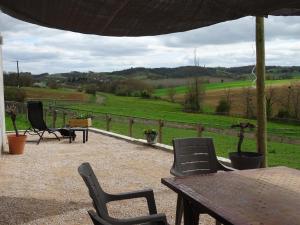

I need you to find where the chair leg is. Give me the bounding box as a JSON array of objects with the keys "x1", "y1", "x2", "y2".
[
  {"x1": 37, "y1": 131, "x2": 45, "y2": 145},
  {"x1": 175, "y1": 195, "x2": 184, "y2": 225},
  {"x1": 23, "y1": 128, "x2": 30, "y2": 135},
  {"x1": 49, "y1": 131, "x2": 60, "y2": 141}
]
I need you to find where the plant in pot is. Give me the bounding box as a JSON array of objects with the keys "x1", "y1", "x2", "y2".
[
  {"x1": 69, "y1": 113, "x2": 92, "y2": 127},
  {"x1": 229, "y1": 122, "x2": 263, "y2": 170},
  {"x1": 6, "y1": 104, "x2": 27, "y2": 154},
  {"x1": 144, "y1": 129, "x2": 158, "y2": 144}
]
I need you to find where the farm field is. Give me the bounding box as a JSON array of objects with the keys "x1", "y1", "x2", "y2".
[
  {"x1": 154, "y1": 78, "x2": 300, "y2": 96},
  {"x1": 22, "y1": 87, "x2": 90, "y2": 101},
  {"x1": 5, "y1": 86, "x2": 300, "y2": 169}
]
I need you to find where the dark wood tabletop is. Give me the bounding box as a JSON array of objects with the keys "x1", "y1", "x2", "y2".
[{"x1": 162, "y1": 167, "x2": 300, "y2": 225}]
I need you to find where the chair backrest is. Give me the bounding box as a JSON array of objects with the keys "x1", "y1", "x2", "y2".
[
  {"x1": 88, "y1": 210, "x2": 112, "y2": 225},
  {"x1": 171, "y1": 137, "x2": 222, "y2": 176},
  {"x1": 27, "y1": 101, "x2": 48, "y2": 130},
  {"x1": 78, "y1": 163, "x2": 109, "y2": 219}
]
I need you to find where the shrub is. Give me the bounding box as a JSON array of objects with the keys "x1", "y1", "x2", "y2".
[
  {"x1": 216, "y1": 99, "x2": 231, "y2": 114},
  {"x1": 182, "y1": 78, "x2": 204, "y2": 112},
  {"x1": 85, "y1": 84, "x2": 97, "y2": 95},
  {"x1": 47, "y1": 80, "x2": 59, "y2": 89},
  {"x1": 277, "y1": 109, "x2": 290, "y2": 118},
  {"x1": 4, "y1": 87, "x2": 26, "y2": 102},
  {"x1": 140, "y1": 90, "x2": 152, "y2": 98}
]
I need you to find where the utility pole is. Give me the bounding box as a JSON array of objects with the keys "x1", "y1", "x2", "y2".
[{"x1": 16, "y1": 60, "x2": 20, "y2": 88}]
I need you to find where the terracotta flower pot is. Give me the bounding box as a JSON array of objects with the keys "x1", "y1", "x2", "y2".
[{"x1": 7, "y1": 134, "x2": 27, "y2": 155}]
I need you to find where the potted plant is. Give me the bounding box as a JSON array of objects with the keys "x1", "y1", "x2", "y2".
[
  {"x1": 69, "y1": 114, "x2": 92, "y2": 127},
  {"x1": 6, "y1": 104, "x2": 27, "y2": 154},
  {"x1": 229, "y1": 122, "x2": 263, "y2": 170},
  {"x1": 144, "y1": 129, "x2": 158, "y2": 144}
]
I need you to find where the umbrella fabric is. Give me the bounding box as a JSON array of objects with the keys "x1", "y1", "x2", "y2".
[{"x1": 0, "y1": 0, "x2": 299, "y2": 36}]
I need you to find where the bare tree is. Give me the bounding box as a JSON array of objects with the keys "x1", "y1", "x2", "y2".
[
  {"x1": 278, "y1": 84, "x2": 294, "y2": 119},
  {"x1": 242, "y1": 87, "x2": 255, "y2": 118},
  {"x1": 225, "y1": 88, "x2": 232, "y2": 112},
  {"x1": 216, "y1": 88, "x2": 232, "y2": 115},
  {"x1": 290, "y1": 82, "x2": 300, "y2": 119},
  {"x1": 183, "y1": 78, "x2": 205, "y2": 112},
  {"x1": 167, "y1": 87, "x2": 176, "y2": 102},
  {"x1": 194, "y1": 48, "x2": 200, "y2": 67},
  {"x1": 265, "y1": 86, "x2": 277, "y2": 119}
]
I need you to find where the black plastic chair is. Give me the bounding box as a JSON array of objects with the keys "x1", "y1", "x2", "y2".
[
  {"x1": 78, "y1": 162, "x2": 168, "y2": 225},
  {"x1": 88, "y1": 210, "x2": 112, "y2": 225},
  {"x1": 171, "y1": 137, "x2": 233, "y2": 225},
  {"x1": 24, "y1": 101, "x2": 60, "y2": 144}
]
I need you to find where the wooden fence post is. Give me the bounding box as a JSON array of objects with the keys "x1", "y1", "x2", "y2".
[
  {"x1": 158, "y1": 120, "x2": 164, "y2": 143},
  {"x1": 196, "y1": 124, "x2": 204, "y2": 137},
  {"x1": 62, "y1": 111, "x2": 67, "y2": 127},
  {"x1": 52, "y1": 109, "x2": 57, "y2": 128},
  {"x1": 44, "y1": 108, "x2": 48, "y2": 124},
  {"x1": 106, "y1": 114, "x2": 111, "y2": 131},
  {"x1": 128, "y1": 118, "x2": 134, "y2": 137}
]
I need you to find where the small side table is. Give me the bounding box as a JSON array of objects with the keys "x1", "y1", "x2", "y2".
[{"x1": 68, "y1": 127, "x2": 88, "y2": 143}]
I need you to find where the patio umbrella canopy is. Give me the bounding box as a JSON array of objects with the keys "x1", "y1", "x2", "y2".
[{"x1": 0, "y1": 0, "x2": 300, "y2": 36}]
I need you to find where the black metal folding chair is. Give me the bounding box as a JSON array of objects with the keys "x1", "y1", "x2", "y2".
[
  {"x1": 24, "y1": 101, "x2": 60, "y2": 144},
  {"x1": 78, "y1": 162, "x2": 168, "y2": 225},
  {"x1": 171, "y1": 137, "x2": 233, "y2": 225}
]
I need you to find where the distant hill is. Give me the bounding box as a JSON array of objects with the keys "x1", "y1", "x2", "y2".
[
  {"x1": 99, "y1": 65, "x2": 300, "y2": 79},
  {"x1": 6, "y1": 65, "x2": 299, "y2": 81}
]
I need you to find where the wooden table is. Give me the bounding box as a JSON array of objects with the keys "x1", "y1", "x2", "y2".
[{"x1": 162, "y1": 167, "x2": 300, "y2": 225}]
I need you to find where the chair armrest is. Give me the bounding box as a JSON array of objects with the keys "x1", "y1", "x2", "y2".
[
  {"x1": 107, "y1": 189, "x2": 158, "y2": 214},
  {"x1": 109, "y1": 213, "x2": 168, "y2": 225}
]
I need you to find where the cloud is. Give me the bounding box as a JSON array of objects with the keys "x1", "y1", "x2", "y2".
[{"x1": 0, "y1": 12, "x2": 299, "y2": 74}]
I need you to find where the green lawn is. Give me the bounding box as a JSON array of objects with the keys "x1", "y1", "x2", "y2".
[
  {"x1": 55, "y1": 93, "x2": 300, "y2": 139},
  {"x1": 154, "y1": 78, "x2": 300, "y2": 96}
]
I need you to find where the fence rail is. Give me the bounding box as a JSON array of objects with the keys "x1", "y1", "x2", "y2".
[{"x1": 5, "y1": 101, "x2": 300, "y2": 145}]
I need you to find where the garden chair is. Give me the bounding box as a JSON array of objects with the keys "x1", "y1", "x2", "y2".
[
  {"x1": 171, "y1": 137, "x2": 233, "y2": 225},
  {"x1": 88, "y1": 210, "x2": 112, "y2": 225},
  {"x1": 78, "y1": 162, "x2": 168, "y2": 225},
  {"x1": 24, "y1": 101, "x2": 60, "y2": 144}
]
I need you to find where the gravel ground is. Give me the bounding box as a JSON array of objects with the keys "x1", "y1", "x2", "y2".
[{"x1": 0, "y1": 132, "x2": 214, "y2": 225}]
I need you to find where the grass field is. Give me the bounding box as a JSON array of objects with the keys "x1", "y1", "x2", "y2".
[
  {"x1": 5, "y1": 87, "x2": 300, "y2": 169},
  {"x1": 154, "y1": 79, "x2": 300, "y2": 96}
]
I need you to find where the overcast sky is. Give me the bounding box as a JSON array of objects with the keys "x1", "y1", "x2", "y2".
[{"x1": 0, "y1": 12, "x2": 299, "y2": 74}]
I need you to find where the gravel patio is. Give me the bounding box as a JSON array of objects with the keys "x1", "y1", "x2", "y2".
[{"x1": 0, "y1": 131, "x2": 215, "y2": 225}]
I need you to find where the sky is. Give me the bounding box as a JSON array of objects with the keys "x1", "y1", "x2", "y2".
[{"x1": 0, "y1": 12, "x2": 300, "y2": 74}]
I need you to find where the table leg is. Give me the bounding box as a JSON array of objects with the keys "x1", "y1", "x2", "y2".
[
  {"x1": 69, "y1": 130, "x2": 72, "y2": 143},
  {"x1": 175, "y1": 195, "x2": 183, "y2": 225},
  {"x1": 86, "y1": 129, "x2": 88, "y2": 142},
  {"x1": 83, "y1": 130, "x2": 86, "y2": 143},
  {"x1": 183, "y1": 198, "x2": 199, "y2": 225}
]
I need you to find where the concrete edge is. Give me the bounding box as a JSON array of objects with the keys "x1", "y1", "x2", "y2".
[{"x1": 89, "y1": 127, "x2": 232, "y2": 167}]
